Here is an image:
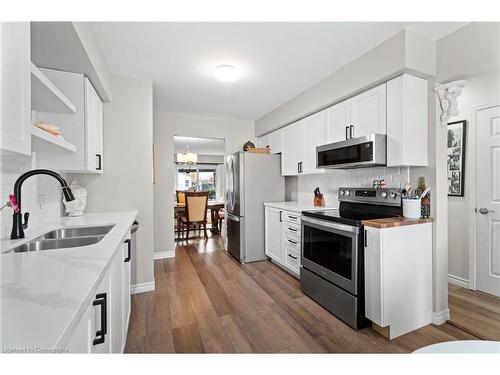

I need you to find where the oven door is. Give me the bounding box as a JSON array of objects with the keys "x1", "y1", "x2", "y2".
[{"x1": 301, "y1": 216, "x2": 359, "y2": 295}]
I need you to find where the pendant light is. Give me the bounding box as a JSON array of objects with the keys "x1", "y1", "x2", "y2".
[{"x1": 176, "y1": 137, "x2": 198, "y2": 165}]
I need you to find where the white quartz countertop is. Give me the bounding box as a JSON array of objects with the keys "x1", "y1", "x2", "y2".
[
  {"x1": 0, "y1": 211, "x2": 137, "y2": 351},
  {"x1": 264, "y1": 201, "x2": 338, "y2": 213}
]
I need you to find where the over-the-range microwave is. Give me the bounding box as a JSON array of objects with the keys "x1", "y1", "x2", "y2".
[{"x1": 316, "y1": 134, "x2": 386, "y2": 169}]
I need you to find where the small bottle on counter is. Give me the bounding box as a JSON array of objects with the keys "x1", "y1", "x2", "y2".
[{"x1": 418, "y1": 176, "x2": 431, "y2": 218}]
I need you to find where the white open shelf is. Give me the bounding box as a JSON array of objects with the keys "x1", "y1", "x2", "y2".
[
  {"x1": 31, "y1": 63, "x2": 77, "y2": 114},
  {"x1": 31, "y1": 125, "x2": 77, "y2": 153}
]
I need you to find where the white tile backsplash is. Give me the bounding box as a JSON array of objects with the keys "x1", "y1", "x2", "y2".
[
  {"x1": 294, "y1": 167, "x2": 410, "y2": 207},
  {"x1": 0, "y1": 151, "x2": 64, "y2": 239}
]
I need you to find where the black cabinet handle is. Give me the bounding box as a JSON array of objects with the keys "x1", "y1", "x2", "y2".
[
  {"x1": 345, "y1": 126, "x2": 349, "y2": 140},
  {"x1": 124, "y1": 239, "x2": 131, "y2": 262},
  {"x1": 364, "y1": 230, "x2": 367, "y2": 248},
  {"x1": 288, "y1": 239, "x2": 297, "y2": 245},
  {"x1": 288, "y1": 215, "x2": 298, "y2": 220},
  {"x1": 92, "y1": 292, "x2": 107, "y2": 345},
  {"x1": 279, "y1": 211, "x2": 282, "y2": 222},
  {"x1": 349, "y1": 125, "x2": 354, "y2": 139},
  {"x1": 299, "y1": 162, "x2": 303, "y2": 173},
  {"x1": 288, "y1": 227, "x2": 297, "y2": 232},
  {"x1": 96, "y1": 154, "x2": 102, "y2": 170},
  {"x1": 288, "y1": 253, "x2": 298, "y2": 260},
  {"x1": 297, "y1": 162, "x2": 300, "y2": 174}
]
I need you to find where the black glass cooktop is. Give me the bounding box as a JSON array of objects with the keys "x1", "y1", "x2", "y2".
[{"x1": 302, "y1": 202, "x2": 403, "y2": 227}]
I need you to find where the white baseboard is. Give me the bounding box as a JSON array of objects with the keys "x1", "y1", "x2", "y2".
[
  {"x1": 153, "y1": 251, "x2": 175, "y2": 259},
  {"x1": 448, "y1": 274, "x2": 470, "y2": 289},
  {"x1": 131, "y1": 280, "x2": 155, "y2": 295},
  {"x1": 432, "y1": 309, "x2": 450, "y2": 325}
]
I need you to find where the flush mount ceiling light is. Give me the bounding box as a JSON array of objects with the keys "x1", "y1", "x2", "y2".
[{"x1": 214, "y1": 65, "x2": 238, "y2": 82}]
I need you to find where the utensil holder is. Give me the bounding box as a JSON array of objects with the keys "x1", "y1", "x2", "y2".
[{"x1": 403, "y1": 199, "x2": 421, "y2": 219}]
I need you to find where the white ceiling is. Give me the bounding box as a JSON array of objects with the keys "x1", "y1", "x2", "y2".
[
  {"x1": 174, "y1": 136, "x2": 225, "y2": 156},
  {"x1": 92, "y1": 22, "x2": 467, "y2": 121}
]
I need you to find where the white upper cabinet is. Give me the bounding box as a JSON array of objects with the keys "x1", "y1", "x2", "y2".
[
  {"x1": 0, "y1": 22, "x2": 31, "y2": 155},
  {"x1": 386, "y1": 74, "x2": 428, "y2": 166},
  {"x1": 282, "y1": 111, "x2": 325, "y2": 176},
  {"x1": 269, "y1": 128, "x2": 284, "y2": 154},
  {"x1": 350, "y1": 83, "x2": 387, "y2": 138},
  {"x1": 36, "y1": 70, "x2": 104, "y2": 173},
  {"x1": 85, "y1": 78, "x2": 103, "y2": 173},
  {"x1": 300, "y1": 111, "x2": 325, "y2": 174},
  {"x1": 257, "y1": 133, "x2": 271, "y2": 149},
  {"x1": 257, "y1": 128, "x2": 283, "y2": 154},
  {"x1": 282, "y1": 121, "x2": 302, "y2": 175},
  {"x1": 325, "y1": 99, "x2": 351, "y2": 144},
  {"x1": 325, "y1": 83, "x2": 386, "y2": 143},
  {"x1": 267, "y1": 75, "x2": 427, "y2": 174}
]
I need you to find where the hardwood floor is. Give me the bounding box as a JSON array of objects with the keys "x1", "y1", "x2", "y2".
[
  {"x1": 448, "y1": 283, "x2": 500, "y2": 340},
  {"x1": 125, "y1": 234, "x2": 479, "y2": 353}
]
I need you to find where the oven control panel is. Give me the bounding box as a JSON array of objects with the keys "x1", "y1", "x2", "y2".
[{"x1": 338, "y1": 187, "x2": 402, "y2": 206}]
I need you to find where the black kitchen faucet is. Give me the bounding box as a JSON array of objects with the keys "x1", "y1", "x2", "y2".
[{"x1": 10, "y1": 169, "x2": 75, "y2": 240}]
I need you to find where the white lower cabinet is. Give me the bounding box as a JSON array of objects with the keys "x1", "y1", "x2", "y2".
[
  {"x1": 264, "y1": 206, "x2": 301, "y2": 277},
  {"x1": 364, "y1": 223, "x2": 433, "y2": 339},
  {"x1": 264, "y1": 207, "x2": 283, "y2": 263},
  {"x1": 65, "y1": 233, "x2": 132, "y2": 353}
]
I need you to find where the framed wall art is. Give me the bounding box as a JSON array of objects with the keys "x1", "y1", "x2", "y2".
[{"x1": 447, "y1": 120, "x2": 466, "y2": 197}]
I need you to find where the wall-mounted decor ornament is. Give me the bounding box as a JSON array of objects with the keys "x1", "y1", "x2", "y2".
[{"x1": 434, "y1": 80, "x2": 466, "y2": 127}]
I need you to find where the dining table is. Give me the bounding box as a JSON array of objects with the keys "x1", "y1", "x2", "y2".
[{"x1": 174, "y1": 201, "x2": 225, "y2": 240}]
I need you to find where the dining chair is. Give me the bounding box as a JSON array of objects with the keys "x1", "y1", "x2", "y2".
[
  {"x1": 180, "y1": 191, "x2": 209, "y2": 240},
  {"x1": 218, "y1": 209, "x2": 225, "y2": 235},
  {"x1": 175, "y1": 190, "x2": 186, "y2": 204}
]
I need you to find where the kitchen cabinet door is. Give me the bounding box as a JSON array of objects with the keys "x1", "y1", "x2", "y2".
[
  {"x1": 66, "y1": 304, "x2": 94, "y2": 353},
  {"x1": 91, "y1": 268, "x2": 112, "y2": 353},
  {"x1": 264, "y1": 207, "x2": 283, "y2": 264},
  {"x1": 111, "y1": 247, "x2": 124, "y2": 353},
  {"x1": 325, "y1": 99, "x2": 351, "y2": 143},
  {"x1": 122, "y1": 237, "x2": 132, "y2": 347},
  {"x1": 386, "y1": 74, "x2": 428, "y2": 166},
  {"x1": 0, "y1": 22, "x2": 31, "y2": 155},
  {"x1": 85, "y1": 77, "x2": 103, "y2": 173},
  {"x1": 364, "y1": 226, "x2": 384, "y2": 327},
  {"x1": 258, "y1": 134, "x2": 271, "y2": 149},
  {"x1": 270, "y1": 128, "x2": 284, "y2": 154},
  {"x1": 300, "y1": 111, "x2": 326, "y2": 174},
  {"x1": 350, "y1": 83, "x2": 387, "y2": 138},
  {"x1": 281, "y1": 121, "x2": 301, "y2": 176}
]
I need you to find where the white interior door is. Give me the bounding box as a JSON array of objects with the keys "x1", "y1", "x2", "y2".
[{"x1": 476, "y1": 105, "x2": 500, "y2": 297}]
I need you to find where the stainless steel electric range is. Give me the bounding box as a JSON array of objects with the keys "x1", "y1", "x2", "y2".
[{"x1": 300, "y1": 187, "x2": 403, "y2": 329}]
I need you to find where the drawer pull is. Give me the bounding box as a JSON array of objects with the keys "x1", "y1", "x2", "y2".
[
  {"x1": 288, "y1": 239, "x2": 297, "y2": 245},
  {"x1": 288, "y1": 254, "x2": 298, "y2": 260},
  {"x1": 92, "y1": 292, "x2": 107, "y2": 345},
  {"x1": 288, "y1": 227, "x2": 297, "y2": 232},
  {"x1": 288, "y1": 215, "x2": 298, "y2": 220}
]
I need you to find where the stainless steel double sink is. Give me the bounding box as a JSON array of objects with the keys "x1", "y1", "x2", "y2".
[{"x1": 7, "y1": 225, "x2": 115, "y2": 254}]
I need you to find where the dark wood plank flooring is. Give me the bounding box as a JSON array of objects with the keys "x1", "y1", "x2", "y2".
[
  {"x1": 448, "y1": 283, "x2": 500, "y2": 340},
  {"x1": 125, "y1": 234, "x2": 479, "y2": 353}
]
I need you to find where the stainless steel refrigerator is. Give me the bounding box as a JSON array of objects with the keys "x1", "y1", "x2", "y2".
[{"x1": 225, "y1": 151, "x2": 285, "y2": 263}]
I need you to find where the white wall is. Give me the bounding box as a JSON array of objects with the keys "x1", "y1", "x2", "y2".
[
  {"x1": 255, "y1": 29, "x2": 436, "y2": 136},
  {"x1": 154, "y1": 111, "x2": 254, "y2": 255},
  {"x1": 447, "y1": 70, "x2": 500, "y2": 282},
  {"x1": 74, "y1": 74, "x2": 154, "y2": 286},
  {"x1": 0, "y1": 151, "x2": 64, "y2": 239}
]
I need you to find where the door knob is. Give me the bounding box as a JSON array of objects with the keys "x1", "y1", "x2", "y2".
[{"x1": 479, "y1": 208, "x2": 495, "y2": 214}]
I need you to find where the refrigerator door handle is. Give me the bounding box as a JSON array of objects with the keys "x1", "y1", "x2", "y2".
[{"x1": 226, "y1": 212, "x2": 240, "y2": 222}]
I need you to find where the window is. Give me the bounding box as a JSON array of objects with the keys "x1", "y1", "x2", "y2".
[{"x1": 176, "y1": 164, "x2": 217, "y2": 200}]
